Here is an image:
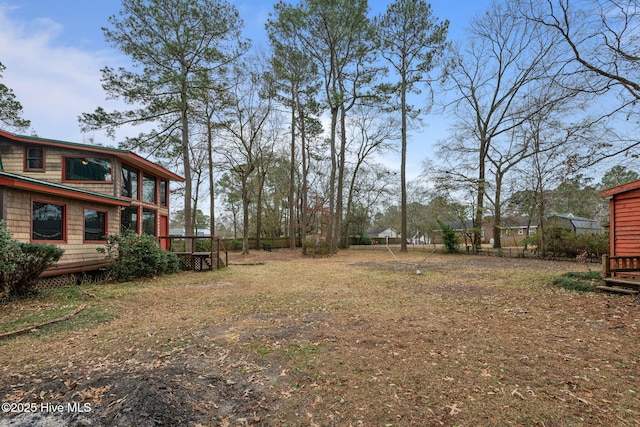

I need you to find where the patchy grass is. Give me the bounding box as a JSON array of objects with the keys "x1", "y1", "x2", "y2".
[
  {"x1": 0, "y1": 285, "x2": 115, "y2": 337},
  {"x1": 552, "y1": 271, "x2": 603, "y2": 293},
  {"x1": 0, "y1": 249, "x2": 638, "y2": 427}
]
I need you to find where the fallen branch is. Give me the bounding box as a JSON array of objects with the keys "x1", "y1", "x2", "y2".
[{"x1": 0, "y1": 304, "x2": 87, "y2": 339}]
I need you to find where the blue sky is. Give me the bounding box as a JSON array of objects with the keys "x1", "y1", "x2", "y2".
[{"x1": 0, "y1": 0, "x2": 493, "y2": 179}]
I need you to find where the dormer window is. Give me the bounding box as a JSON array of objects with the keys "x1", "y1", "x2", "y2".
[
  {"x1": 64, "y1": 157, "x2": 112, "y2": 182},
  {"x1": 25, "y1": 146, "x2": 45, "y2": 171}
]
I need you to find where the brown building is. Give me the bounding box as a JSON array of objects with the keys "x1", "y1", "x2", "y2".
[
  {"x1": 600, "y1": 180, "x2": 640, "y2": 256},
  {"x1": 0, "y1": 130, "x2": 184, "y2": 276}
]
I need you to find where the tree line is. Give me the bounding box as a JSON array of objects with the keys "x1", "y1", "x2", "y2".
[{"x1": 2, "y1": 0, "x2": 639, "y2": 254}]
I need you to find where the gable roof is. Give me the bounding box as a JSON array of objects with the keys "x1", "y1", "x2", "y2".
[
  {"x1": 502, "y1": 216, "x2": 539, "y2": 228},
  {"x1": 599, "y1": 179, "x2": 640, "y2": 199},
  {"x1": 440, "y1": 219, "x2": 475, "y2": 230},
  {"x1": 0, "y1": 130, "x2": 184, "y2": 182},
  {"x1": 366, "y1": 226, "x2": 396, "y2": 235},
  {"x1": 0, "y1": 171, "x2": 131, "y2": 206},
  {"x1": 549, "y1": 213, "x2": 600, "y2": 231}
]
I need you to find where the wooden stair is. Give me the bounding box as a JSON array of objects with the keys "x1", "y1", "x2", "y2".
[{"x1": 597, "y1": 277, "x2": 640, "y2": 296}]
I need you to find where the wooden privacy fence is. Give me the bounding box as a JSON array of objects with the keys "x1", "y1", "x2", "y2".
[{"x1": 158, "y1": 235, "x2": 228, "y2": 271}]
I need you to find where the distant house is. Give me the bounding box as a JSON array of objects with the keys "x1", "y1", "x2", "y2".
[
  {"x1": 433, "y1": 220, "x2": 478, "y2": 246},
  {"x1": 548, "y1": 213, "x2": 601, "y2": 234},
  {"x1": 484, "y1": 215, "x2": 539, "y2": 246},
  {"x1": 366, "y1": 226, "x2": 398, "y2": 239},
  {"x1": 410, "y1": 231, "x2": 430, "y2": 245},
  {"x1": 0, "y1": 130, "x2": 184, "y2": 277},
  {"x1": 482, "y1": 214, "x2": 599, "y2": 246}
]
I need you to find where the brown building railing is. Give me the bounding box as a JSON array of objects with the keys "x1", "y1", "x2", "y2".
[
  {"x1": 158, "y1": 235, "x2": 228, "y2": 271},
  {"x1": 601, "y1": 254, "x2": 640, "y2": 278}
]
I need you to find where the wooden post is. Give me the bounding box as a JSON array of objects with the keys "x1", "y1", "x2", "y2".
[
  {"x1": 601, "y1": 254, "x2": 610, "y2": 278},
  {"x1": 210, "y1": 235, "x2": 214, "y2": 271},
  {"x1": 216, "y1": 238, "x2": 222, "y2": 269}
]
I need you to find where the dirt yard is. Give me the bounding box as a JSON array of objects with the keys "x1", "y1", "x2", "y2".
[{"x1": 0, "y1": 248, "x2": 638, "y2": 426}]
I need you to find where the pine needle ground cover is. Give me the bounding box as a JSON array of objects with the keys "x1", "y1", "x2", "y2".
[{"x1": 0, "y1": 249, "x2": 638, "y2": 426}]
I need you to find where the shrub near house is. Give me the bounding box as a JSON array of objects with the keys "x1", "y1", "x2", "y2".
[
  {"x1": 99, "y1": 232, "x2": 180, "y2": 281},
  {"x1": 0, "y1": 220, "x2": 63, "y2": 298}
]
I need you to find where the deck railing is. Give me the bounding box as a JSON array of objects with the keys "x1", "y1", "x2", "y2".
[
  {"x1": 601, "y1": 254, "x2": 640, "y2": 277},
  {"x1": 158, "y1": 235, "x2": 228, "y2": 271}
]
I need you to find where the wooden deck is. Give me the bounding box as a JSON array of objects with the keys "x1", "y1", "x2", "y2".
[
  {"x1": 599, "y1": 255, "x2": 640, "y2": 295},
  {"x1": 158, "y1": 235, "x2": 228, "y2": 271},
  {"x1": 174, "y1": 252, "x2": 216, "y2": 271}
]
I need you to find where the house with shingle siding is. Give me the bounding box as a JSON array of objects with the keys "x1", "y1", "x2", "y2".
[{"x1": 0, "y1": 130, "x2": 184, "y2": 277}]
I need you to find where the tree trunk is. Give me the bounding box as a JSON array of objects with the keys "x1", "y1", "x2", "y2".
[
  {"x1": 400, "y1": 78, "x2": 408, "y2": 253},
  {"x1": 207, "y1": 121, "x2": 215, "y2": 237},
  {"x1": 537, "y1": 194, "x2": 546, "y2": 258},
  {"x1": 288, "y1": 85, "x2": 297, "y2": 250},
  {"x1": 299, "y1": 100, "x2": 309, "y2": 247},
  {"x1": 492, "y1": 173, "x2": 502, "y2": 249},
  {"x1": 327, "y1": 106, "x2": 339, "y2": 253},
  {"x1": 256, "y1": 170, "x2": 266, "y2": 249},
  {"x1": 474, "y1": 134, "x2": 488, "y2": 253},
  {"x1": 337, "y1": 106, "x2": 348, "y2": 249},
  {"x1": 241, "y1": 173, "x2": 250, "y2": 255},
  {"x1": 344, "y1": 161, "x2": 361, "y2": 247},
  {"x1": 181, "y1": 102, "x2": 193, "y2": 250}
]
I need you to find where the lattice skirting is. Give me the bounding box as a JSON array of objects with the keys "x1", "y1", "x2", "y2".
[
  {"x1": 176, "y1": 253, "x2": 212, "y2": 271},
  {"x1": 36, "y1": 270, "x2": 108, "y2": 290}
]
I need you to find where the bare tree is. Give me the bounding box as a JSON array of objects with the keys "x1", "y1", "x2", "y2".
[
  {"x1": 523, "y1": 0, "x2": 640, "y2": 158},
  {"x1": 441, "y1": 0, "x2": 566, "y2": 251},
  {"x1": 343, "y1": 105, "x2": 399, "y2": 243},
  {"x1": 190, "y1": 74, "x2": 232, "y2": 240},
  {"x1": 509, "y1": 102, "x2": 609, "y2": 255},
  {"x1": 253, "y1": 117, "x2": 286, "y2": 249},
  {"x1": 213, "y1": 55, "x2": 274, "y2": 254},
  {"x1": 270, "y1": 0, "x2": 377, "y2": 253}
]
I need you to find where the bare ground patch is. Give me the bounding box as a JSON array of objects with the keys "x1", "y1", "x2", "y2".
[{"x1": 1, "y1": 249, "x2": 638, "y2": 426}]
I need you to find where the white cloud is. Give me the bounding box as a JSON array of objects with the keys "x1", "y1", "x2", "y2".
[{"x1": 0, "y1": 5, "x2": 122, "y2": 145}]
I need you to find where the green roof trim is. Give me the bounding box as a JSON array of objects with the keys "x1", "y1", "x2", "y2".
[
  {"x1": 0, "y1": 130, "x2": 184, "y2": 182},
  {"x1": 0, "y1": 171, "x2": 131, "y2": 204},
  {"x1": 11, "y1": 133, "x2": 129, "y2": 154}
]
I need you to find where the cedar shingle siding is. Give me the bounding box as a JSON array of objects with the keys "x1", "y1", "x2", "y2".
[{"x1": 0, "y1": 130, "x2": 184, "y2": 276}]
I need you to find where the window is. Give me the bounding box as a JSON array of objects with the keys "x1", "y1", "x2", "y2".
[
  {"x1": 142, "y1": 208, "x2": 156, "y2": 236},
  {"x1": 159, "y1": 180, "x2": 168, "y2": 207},
  {"x1": 32, "y1": 201, "x2": 65, "y2": 241},
  {"x1": 25, "y1": 146, "x2": 44, "y2": 171},
  {"x1": 84, "y1": 209, "x2": 107, "y2": 241},
  {"x1": 121, "y1": 206, "x2": 138, "y2": 234},
  {"x1": 142, "y1": 174, "x2": 157, "y2": 204},
  {"x1": 64, "y1": 157, "x2": 112, "y2": 181},
  {"x1": 121, "y1": 164, "x2": 138, "y2": 199}
]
